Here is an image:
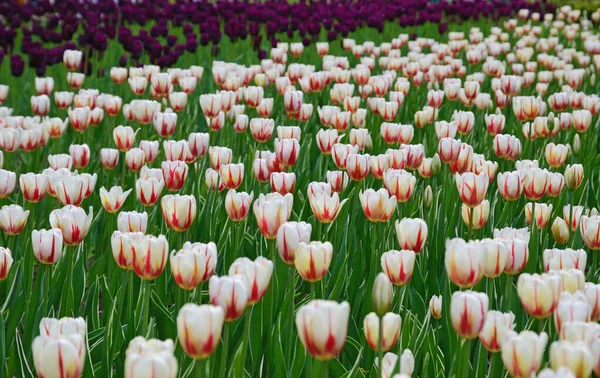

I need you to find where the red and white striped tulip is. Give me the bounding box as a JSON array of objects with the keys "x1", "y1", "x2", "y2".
[
  {"x1": 395, "y1": 218, "x2": 427, "y2": 253},
  {"x1": 32, "y1": 228, "x2": 63, "y2": 264},
  {"x1": 479, "y1": 311, "x2": 515, "y2": 352},
  {"x1": 49, "y1": 206, "x2": 93, "y2": 246},
  {"x1": 171, "y1": 242, "x2": 217, "y2": 290},
  {"x1": 294, "y1": 241, "x2": 333, "y2": 282},
  {"x1": 296, "y1": 300, "x2": 350, "y2": 360},
  {"x1": 364, "y1": 312, "x2": 401, "y2": 352},
  {"x1": 161, "y1": 194, "x2": 196, "y2": 232},
  {"x1": 209, "y1": 274, "x2": 249, "y2": 321},
  {"x1": 450, "y1": 290, "x2": 488, "y2": 339},
  {"x1": 501, "y1": 331, "x2": 548, "y2": 378}
]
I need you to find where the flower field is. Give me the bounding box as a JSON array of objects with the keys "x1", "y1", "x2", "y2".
[{"x1": 4, "y1": 0, "x2": 600, "y2": 377}]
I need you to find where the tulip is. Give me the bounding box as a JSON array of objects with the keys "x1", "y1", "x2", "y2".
[
  {"x1": 32, "y1": 228, "x2": 63, "y2": 264},
  {"x1": 250, "y1": 118, "x2": 275, "y2": 143},
  {"x1": 501, "y1": 331, "x2": 548, "y2": 378},
  {"x1": 205, "y1": 168, "x2": 224, "y2": 192},
  {"x1": 177, "y1": 304, "x2": 224, "y2": 360},
  {"x1": 100, "y1": 186, "x2": 132, "y2": 213},
  {"x1": 161, "y1": 194, "x2": 196, "y2": 232},
  {"x1": 100, "y1": 148, "x2": 119, "y2": 170},
  {"x1": 479, "y1": 238, "x2": 508, "y2": 278},
  {"x1": 497, "y1": 171, "x2": 522, "y2": 200},
  {"x1": 274, "y1": 138, "x2": 300, "y2": 167},
  {"x1": 19, "y1": 173, "x2": 48, "y2": 203},
  {"x1": 38, "y1": 317, "x2": 86, "y2": 338},
  {"x1": 572, "y1": 110, "x2": 592, "y2": 133},
  {"x1": 0, "y1": 247, "x2": 12, "y2": 280},
  {"x1": 565, "y1": 164, "x2": 584, "y2": 190},
  {"x1": 316, "y1": 128, "x2": 338, "y2": 154},
  {"x1": 382, "y1": 169, "x2": 415, "y2": 203},
  {"x1": 49, "y1": 205, "x2": 93, "y2": 247},
  {"x1": 501, "y1": 237, "x2": 529, "y2": 275},
  {"x1": 359, "y1": 188, "x2": 396, "y2": 222},
  {"x1": 110, "y1": 233, "x2": 135, "y2": 268},
  {"x1": 552, "y1": 269, "x2": 585, "y2": 294},
  {"x1": 438, "y1": 137, "x2": 462, "y2": 163},
  {"x1": 0, "y1": 203, "x2": 29, "y2": 235},
  {"x1": 555, "y1": 291, "x2": 592, "y2": 334},
  {"x1": 294, "y1": 241, "x2": 333, "y2": 282},
  {"x1": 253, "y1": 193, "x2": 293, "y2": 239},
  {"x1": 525, "y1": 203, "x2": 553, "y2": 228},
  {"x1": 125, "y1": 148, "x2": 145, "y2": 172},
  {"x1": 277, "y1": 222, "x2": 312, "y2": 265},
  {"x1": 364, "y1": 312, "x2": 401, "y2": 352},
  {"x1": 171, "y1": 242, "x2": 217, "y2": 290},
  {"x1": 161, "y1": 160, "x2": 188, "y2": 192},
  {"x1": 270, "y1": 172, "x2": 295, "y2": 195},
  {"x1": 0, "y1": 169, "x2": 15, "y2": 199},
  {"x1": 445, "y1": 239, "x2": 485, "y2": 288},
  {"x1": 517, "y1": 273, "x2": 562, "y2": 318},
  {"x1": 349, "y1": 129, "x2": 372, "y2": 150},
  {"x1": 493, "y1": 134, "x2": 521, "y2": 160},
  {"x1": 224, "y1": 190, "x2": 253, "y2": 222},
  {"x1": 461, "y1": 200, "x2": 490, "y2": 230},
  {"x1": 68, "y1": 106, "x2": 91, "y2": 133},
  {"x1": 430, "y1": 295, "x2": 443, "y2": 319},
  {"x1": 199, "y1": 94, "x2": 222, "y2": 119},
  {"x1": 113, "y1": 125, "x2": 136, "y2": 152},
  {"x1": 153, "y1": 111, "x2": 177, "y2": 137},
  {"x1": 395, "y1": 218, "x2": 428, "y2": 253},
  {"x1": 450, "y1": 291, "x2": 488, "y2": 339},
  {"x1": 380, "y1": 249, "x2": 415, "y2": 286},
  {"x1": 326, "y1": 171, "x2": 349, "y2": 193},
  {"x1": 124, "y1": 337, "x2": 178, "y2": 378},
  {"x1": 546, "y1": 172, "x2": 564, "y2": 197},
  {"x1": 32, "y1": 333, "x2": 86, "y2": 378},
  {"x1": 209, "y1": 275, "x2": 249, "y2": 321},
  {"x1": 162, "y1": 140, "x2": 190, "y2": 162},
  {"x1": 218, "y1": 163, "x2": 244, "y2": 190},
  {"x1": 545, "y1": 143, "x2": 569, "y2": 168},
  {"x1": 116, "y1": 211, "x2": 147, "y2": 234},
  {"x1": 479, "y1": 311, "x2": 515, "y2": 352},
  {"x1": 485, "y1": 113, "x2": 505, "y2": 135},
  {"x1": 309, "y1": 191, "x2": 346, "y2": 224},
  {"x1": 67, "y1": 144, "x2": 90, "y2": 169},
  {"x1": 543, "y1": 248, "x2": 586, "y2": 272},
  {"x1": 130, "y1": 234, "x2": 169, "y2": 280},
  {"x1": 229, "y1": 256, "x2": 273, "y2": 305},
  {"x1": 549, "y1": 341, "x2": 593, "y2": 378},
  {"x1": 332, "y1": 144, "x2": 359, "y2": 170},
  {"x1": 372, "y1": 273, "x2": 393, "y2": 316},
  {"x1": 208, "y1": 146, "x2": 233, "y2": 171},
  {"x1": 136, "y1": 177, "x2": 164, "y2": 207},
  {"x1": 346, "y1": 154, "x2": 370, "y2": 181},
  {"x1": 296, "y1": 300, "x2": 350, "y2": 360},
  {"x1": 455, "y1": 172, "x2": 489, "y2": 207},
  {"x1": 560, "y1": 321, "x2": 600, "y2": 344}
]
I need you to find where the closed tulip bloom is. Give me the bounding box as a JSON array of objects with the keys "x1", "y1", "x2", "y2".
[
  {"x1": 79, "y1": 173, "x2": 97, "y2": 199},
  {"x1": 31, "y1": 95, "x2": 50, "y2": 117},
  {"x1": 274, "y1": 138, "x2": 300, "y2": 167},
  {"x1": 162, "y1": 140, "x2": 190, "y2": 162},
  {"x1": 296, "y1": 300, "x2": 350, "y2": 360},
  {"x1": 0, "y1": 203, "x2": 29, "y2": 235},
  {"x1": 565, "y1": 164, "x2": 584, "y2": 190},
  {"x1": 309, "y1": 191, "x2": 347, "y2": 224},
  {"x1": 124, "y1": 337, "x2": 178, "y2": 378},
  {"x1": 161, "y1": 160, "x2": 188, "y2": 192},
  {"x1": 66, "y1": 144, "x2": 90, "y2": 170},
  {"x1": 372, "y1": 273, "x2": 393, "y2": 316},
  {"x1": 582, "y1": 283, "x2": 600, "y2": 322},
  {"x1": 517, "y1": 273, "x2": 562, "y2": 318},
  {"x1": 497, "y1": 171, "x2": 522, "y2": 201},
  {"x1": 544, "y1": 248, "x2": 586, "y2": 272},
  {"x1": 381, "y1": 249, "x2": 415, "y2": 286},
  {"x1": 49, "y1": 205, "x2": 93, "y2": 246},
  {"x1": 257, "y1": 98, "x2": 274, "y2": 118},
  {"x1": 567, "y1": 206, "x2": 588, "y2": 232},
  {"x1": 253, "y1": 193, "x2": 293, "y2": 239},
  {"x1": 546, "y1": 172, "x2": 564, "y2": 198},
  {"x1": 572, "y1": 110, "x2": 592, "y2": 133},
  {"x1": 306, "y1": 181, "x2": 331, "y2": 198},
  {"x1": 359, "y1": 188, "x2": 396, "y2": 222},
  {"x1": 68, "y1": 107, "x2": 91, "y2": 132},
  {"x1": 346, "y1": 154, "x2": 370, "y2": 181},
  {"x1": 187, "y1": 133, "x2": 209, "y2": 159},
  {"x1": 553, "y1": 269, "x2": 585, "y2": 294},
  {"x1": 0, "y1": 169, "x2": 16, "y2": 199},
  {"x1": 364, "y1": 312, "x2": 401, "y2": 352},
  {"x1": 521, "y1": 167, "x2": 549, "y2": 201},
  {"x1": 479, "y1": 238, "x2": 508, "y2": 278},
  {"x1": 100, "y1": 148, "x2": 119, "y2": 169},
  {"x1": 100, "y1": 186, "x2": 132, "y2": 213},
  {"x1": 117, "y1": 211, "x2": 148, "y2": 234},
  {"x1": 125, "y1": 148, "x2": 145, "y2": 172},
  {"x1": 270, "y1": 172, "x2": 295, "y2": 195},
  {"x1": 224, "y1": 190, "x2": 253, "y2": 222},
  {"x1": 152, "y1": 111, "x2": 177, "y2": 137},
  {"x1": 555, "y1": 291, "x2": 592, "y2": 334},
  {"x1": 249, "y1": 118, "x2": 275, "y2": 143},
  {"x1": 560, "y1": 321, "x2": 600, "y2": 344},
  {"x1": 199, "y1": 94, "x2": 222, "y2": 118},
  {"x1": 429, "y1": 295, "x2": 443, "y2": 319},
  {"x1": 32, "y1": 333, "x2": 86, "y2": 378},
  {"x1": 130, "y1": 234, "x2": 169, "y2": 280},
  {"x1": 545, "y1": 143, "x2": 569, "y2": 168},
  {"x1": 461, "y1": 200, "x2": 490, "y2": 230},
  {"x1": 479, "y1": 311, "x2": 515, "y2": 352},
  {"x1": 449, "y1": 143, "x2": 474, "y2": 174},
  {"x1": 395, "y1": 218, "x2": 428, "y2": 253},
  {"x1": 229, "y1": 256, "x2": 273, "y2": 305},
  {"x1": 51, "y1": 175, "x2": 86, "y2": 206},
  {"x1": 294, "y1": 241, "x2": 334, "y2": 283},
  {"x1": 177, "y1": 304, "x2": 224, "y2": 360},
  {"x1": 332, "y1": 144, "x2": 360, "y2": 170},
  {"x1": 502, "y1": 331, "x2": 548, "y2": 378},
  {"x1": 316, "y1": 129, "x2": 339, "y2": 155},
  {"x1": 161, "y1": 194, "x2": 196, "y2": 232},
  {"x1": 450, "y1": 291, "x2": 488, "y2": 339},
  {"x1": 445, "y1": 239, "x2": 485, "y2": 288},
  {"x1": 551, "y1": 217, "x2": 570, "y2": 244},
  {"x1": 485, "y1": 113, "x2": 506, "y2": 135},
  {"x1": 136, "y1": 177, "x2": 164, "y2": 207},
  {"x1": 48, "y1": 154, "x2": 73, "y2": 171},
  {"x1": 326, "y1": 171, "x2": 349, "y2": 193},
  {"x1": 277, "y1": 222, "x2": 312, "y2": 265},
  {"x1": 435, "y1": 121, "x2": 458, "y2": 140},
  {"x1": 525, "y1": 203, "x2": 553, "y2": 228},
  {"x1": 218, "y1": 163, "x2": 243, "y2": 190},
  {"x1": 208, "y1": 146, "x2": 232, "y2": 171},
  {"x1": 209, "y1": 275, "x2": 249, "y2": 321},
  {"x1": 455, "y1": 172, "x2": 489, "y2": 207},
  {"x1": 501, "y1": 237, "x2": 529, "y2": 275},
  {"x1": 19, "y1": 173, "x2": 48, "y2": 203},
  {"x1": 171, "y1": 243, "x2": 217, "y2": 290},
  {"x1": 382, "y1": 169, "x2": 416, "y2": 202},
  {"x1": 137, "y1": 141, "x2": 158, "y2": 164},
  {"x1": 205, "y1": 168, "x2": 224, "y2": 192},
  {"x1": 549, "y1": 341, "x2": 592, "y2": 378},
  {"x1": 493, "y1": 134, "x2": 521, "y2": 160},
  {"x1": 32, "y1": 228, "x2": 63, "y2": 264},
  {"x1": 113, "y1": 126, "x2": 136, "y2": 152},
  {"x1": 111, "y1": 231, "x2": 140, "y2": 270},
  {"x1": 55, "y1": 91, "x2": 74, "y2": 109},
  {"x1": 438, "y1": 137, "x2": 462, "y2": 163},
  {"x1": 369, "y1": 154, "x2": 390, "y2": 179},
  {"x1": 0, "y1": 247, "x2": 12, "y2": 280}
]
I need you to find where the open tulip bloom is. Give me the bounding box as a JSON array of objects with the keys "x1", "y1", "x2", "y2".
[{"x1": 4, "y1": 3, "x2": 600, "y2": 377}]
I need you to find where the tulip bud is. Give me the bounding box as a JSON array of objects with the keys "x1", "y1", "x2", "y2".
[
  {"x1": 372, "y1": 273, "x2": 393, "y2": 316},
  {"x1": 32, "y1": 229, "x2": 63, "y2": 264},
  {"x1": 550, "y1": 217, "x2": 569, "y2": 245},
  {"x1": 430, "y1": 295, "x2": 442, "y2": 319},
  {"x1": 296, "y1": 300, "x2": 350, "y2": 360},
  {"x1": 501, "y1": 331, "x2": 548, "y2": 378},
  {"x1": 209, "y1": 275, "x2": 249, "y2": 321},
  {"x1": 177, "y1": 304, "x2": 224, "y2": 359},
  {"x1": 423, "y1": 185, "x2": 433, "y2": 208},
  {"x1": 124, "y1": 337, "x2": 178, "y2": 378},
  {"x1": 364, "y1": 312, "x2": 401, "y2": 352},
  {"x1": 450, "y1": 291, "x2": 488, "y2": 339},
  {"x1": 171, "y1": 242, "x2": 217, "y2": 290},
  {"x1": 431, "y1": 153, "x2": 442, "y2": 175},
  {"x1": 565, "y1": 164, "x2": 584, "y2": 190},
  {"x1": 572, "y1": 134, "x2": 581, "y2": 154}
]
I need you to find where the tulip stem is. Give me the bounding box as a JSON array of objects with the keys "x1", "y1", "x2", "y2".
[
  {"x1": 196, "y1": 281, "x2": 204, "y2": 305},
  {"x1": 239, "y1": 308, "x2": 251, "y2": 377},
  {"x1": 530, "y1": 201, "x2": 538, "y2": 273},
  {"x1": 467, "y1": 205, "x2": 474, "y2": 241},
  {"x1": 219, "y1": 323, "x2": 230, "y2": 378},
  {"x1": 286, "y1": 267, "x2": 296, "y2": 375},
  {"x1": 195, "y1": 358, "x2": 205, "y2": 378},
  {"x1": 378, "y1": 315, "x2": 384, "y2": 378},
  {"x1": 140, "y1": 279, "x2": 151, "y2": 337}
]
